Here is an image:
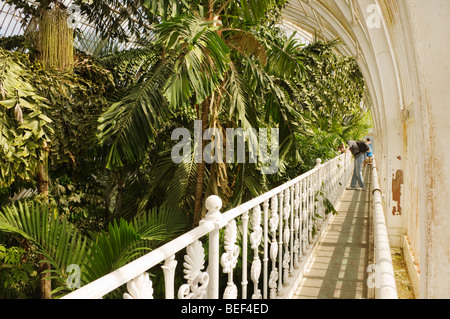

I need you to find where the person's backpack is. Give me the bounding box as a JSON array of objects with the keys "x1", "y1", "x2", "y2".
[{"x1": 356, "y1": 140, "x2": 370, "y2": 153}]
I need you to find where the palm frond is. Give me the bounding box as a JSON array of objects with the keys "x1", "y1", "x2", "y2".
[
  {"x1": 227, "y1": 0, "x2": 288, "y2": 24},
  {"x1": 133, "y1": 206, "x2": 189, "y2": 241},
  {"x1": 97, "y1": 57, "x2": 174, "y2": 169},
  {"x1": 266, "y1": 33, "x2": 306, "y2": 82},
  {"x1": 224, "y1": 29, "x2": 267, "y2": 65},
  {"x1": 0, "y1": 201, "x2": 87, "y2": 296},
  {"x1": 83, "y1": 205, "x2": 189, "y2": 283},
  {"x1": 83, "y1": 218, "x2": 145, "y2": 283},
  {"x1": 162, "y1": 154, "x2": 198, "y2": 210},
  {"x1": 98, "y1": 46, "x2": 161, "y2": 88},
  {"x1": 156, "y1": 14, "x2": 231, "y2": 109},
  {"x1": 224, "y1": 62, "x2": 252, "y2": 128}
]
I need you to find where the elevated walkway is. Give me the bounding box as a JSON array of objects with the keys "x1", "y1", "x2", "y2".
[
  {"x1": 63, "y1": 155, "x2": 399, "y2": 300},
  {"x1": 294, "y1": 167, "x2": 372, "y2": 299}
]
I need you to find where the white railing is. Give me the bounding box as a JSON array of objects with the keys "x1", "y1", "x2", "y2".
[
  {"x1": 62, "y1": 153, "x2": 352, "y2": 299},
  {"x1": 371, "y1": 158, "x2": 398, "y2": 299}
]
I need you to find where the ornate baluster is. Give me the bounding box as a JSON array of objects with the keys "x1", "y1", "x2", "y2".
[
  {"x1": 282, "y1": 188, "x2": 290, "y2": 283},
  {"x1": 305, "y1": 176, "x2": 311, "y2": 248},
  {"x1": 301, "y1": 180, "x2": 307, "y2": 257},
  {"x1": 327, "y1": 162, "x2": 337, "y2": 193},
  {"x1": 178, "y1": 240, "x2": 209, "y2": 299},
  {"x1": 289, "y1": 185, "x2": 295, "y2": 273},
  {"x1": 293, "y1": 182, "x2": 301, "y2": 267},
  {"x1": 202, "y1": 195, "x2": 223, "y2": 299},
  {"x1": 308, "y1": 176, "x2": 313, "y2": 244},
  {"x1": 221, "y1": 220, "x2": 240, "y2": 299},
  {"x1": 123, "y1": 272, "x2": 154, "y2": 299},
  {"x1": 314, "y1": 164, "x2": 323, "y2": 230},
  {"x1": 268, "y1": 195, "x2": 279, "y2": 299},
  {"x1": 262, "y1": 200, "x2": 269, "y2": 299},
  {"x1": 319, "y1": 170, "x2": 325, "y2": 227},
  {"x1": 312, "y1": 175, "x2": 316, "y2": 240},
  {"x1": 250, "y1": 205, "x2": 263, "y2": 299},
  {"x1": 330, "y1": 162, "x2": 334, "y2": 196},
  {"x1": 241, "y1": 211, "x2": 249, "y2": 299},
  {"x1": 311, "y1": 172, "x2": 316, "y2": 234},
  {"x1": 326, "y1": 163, "x2": 332, "y2": 204},
  {"x1": 161, "y1": 255, "x2": 177, "y2": 299},
  {"x1": 277, "y1": 191, "x2": 284, "y2": 293}
]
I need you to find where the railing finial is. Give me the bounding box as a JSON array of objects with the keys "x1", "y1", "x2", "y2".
[
  {"x1": 202, "y1": 195, "x2": 223, "y2": 225},
  {"x1": 315, "y1": 158, "x2": 322, "y2": 167}
]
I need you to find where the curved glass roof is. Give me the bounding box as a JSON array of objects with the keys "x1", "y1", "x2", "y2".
[
  {"x1": 0, "y1": 1, "x2": 23, "y2": 37},
  {"x1": 1, "y1": 1, "x2": 316, "y2": 55},
  {"x1": 0, "y1": 0, "x2": 139, "y2": 55}
]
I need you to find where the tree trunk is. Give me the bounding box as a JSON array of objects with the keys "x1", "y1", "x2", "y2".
[
  {"x1": 36, "y1": 143, "x2": 52, "y2": 299},
  {"x1": 38, "y1": 257, "x2": 52, "y2": 299},
  {"x1": 35, "y1": 6, "x2": 74, "y2": 299},
  {"x1": 192, "y1": 98, "x2": 210, "y2": 227},
  {"x1": 111, "y1": 170, "x2": 127, "y2": 222},
  {"x1": 191, "y1": 3, "x2": 219, "y2": 228}
]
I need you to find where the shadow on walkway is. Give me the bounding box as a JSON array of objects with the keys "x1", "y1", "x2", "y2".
[{"x1": 293, "y1": 167, "x2": 372, "y2": 299}]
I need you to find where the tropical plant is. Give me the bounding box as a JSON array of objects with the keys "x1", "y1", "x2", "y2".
[
  {"x1": 0, "y1": 48, "x2": 53, "y2": 189},
  {"x1": 0, "y1": 199, "x2": 189, "y2": 298},
  {"x1": 0, "y1": 0, "x2": 371, "y2": 300},
  {"x1": 0, "y1": 243, "x2": 40, "y2": 298},
  {"x1": 96, "y1": 0, "x2": 313, "y2": 226}
]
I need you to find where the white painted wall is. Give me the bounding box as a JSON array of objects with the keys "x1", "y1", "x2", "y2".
[
  {"x1": 401, "y1": 0, "x2": 450, "y2": 299},
  {"x1": 282, "y1": 0, "x2": 450, "y2": 299}
]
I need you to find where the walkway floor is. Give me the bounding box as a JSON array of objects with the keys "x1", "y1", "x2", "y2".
[{"x1": 293, "y1": 166, "x2": 372, "y2": 299}]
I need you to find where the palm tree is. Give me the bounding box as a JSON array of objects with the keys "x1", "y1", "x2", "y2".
[
  {"x1": 0, "y1": 199, "x2": 189, "y2": 298},
  {"x1": 96, "y1": 0, "x2": 318, "y2": 227}
]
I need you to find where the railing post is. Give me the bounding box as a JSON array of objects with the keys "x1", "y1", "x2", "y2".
[
  {"x1": 269, "y1": 195, "x2": 279, "y2": 298},
  {"x1": 277, "y1": 191, "x2": 284, "y2": 293},
  {"x1": 161, "y1": 255, "x2": 177, "y2": 299},
  {"x1": 241, "y1": 211, "x2": 249, "y2": 299},
  {"x1": 262, "y1": 200, "x2": 269, "y2": 299},
  {"x1": 289, "y1": 185, "x2": 295, "y2": 274},
  {"x1": 315, "y1": 159, "x2": 323, "y2": 228},
  {"x1": 202, "y1": 195, "x2": 223, "y2": 299}
]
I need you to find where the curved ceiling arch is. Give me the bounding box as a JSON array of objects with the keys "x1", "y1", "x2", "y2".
[
  {"x1": 281, "y1": 1, "x2": 450, "y2": 299},
  {"x1": 281, "y1": 0, "x2": 402, "y2": 167}
]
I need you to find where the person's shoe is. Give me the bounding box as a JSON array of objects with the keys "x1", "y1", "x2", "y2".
[
  {"x1": 356, "y1": 187, "x2": 365, "y2": 191},
  {"x1": 346, "y1": 187, "x2": 356, "y2": 190}
]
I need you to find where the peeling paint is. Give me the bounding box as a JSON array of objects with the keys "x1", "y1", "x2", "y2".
[{"x1": 392, "y1": 169, "x2": 404, "y2": 215}]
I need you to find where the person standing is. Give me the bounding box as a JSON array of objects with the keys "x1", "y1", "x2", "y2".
[
  {"x1": 346, "y1": 140, "x2": 365, "y2": 190},
  {"x1": 337, "y1": 142, "x2": 347, "y2": 154},
  {"x1": 365, "y1": 138, "x2": 373, "y2": 165}
]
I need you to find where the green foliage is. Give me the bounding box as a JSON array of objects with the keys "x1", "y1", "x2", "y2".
[
  {"x1": 31, "y1": 56, "x2": 115, "y2": 167},
  {"x1": 0, "y1": 200, "x2": 88, "y2": 296},
  {"x1": 296, "y1": 41, "x2": 366, "y2": 128},
  {"x1": 0, "y1": 244, "x2": 40, "y2": 298},
  {"x1": 98, "y1": 57, "x2": 173, "y2": 169},
  {"x1": 84, "y1": 206, "x2": 189, "y2": 282},
  {"x1": 0, "y1": 48, "x2": 53, "y2": 189},
  {"x1": 95, "y1": 4, "x2": 369, "y2": 215},
  {"x1": 74, "y1": 0, "x2": 158, "y2": 42},
  {"x1": 0, "y1": 0, "x2": 371, "y2": 299},
  {"x1": 0, "y1": 45, "x2": 115, "y2": 190},
  {"x1": 0, "y1": 35, "x2": 36, "y2": 54},
  {"x1": 158, "y1": 14, "x2": 231, "y2": 109},
  {"x1": 0, "y1": 199, "x2": 189, "y2": 297}
]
